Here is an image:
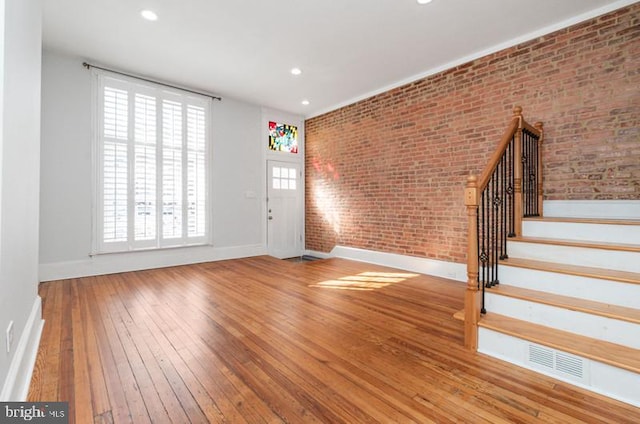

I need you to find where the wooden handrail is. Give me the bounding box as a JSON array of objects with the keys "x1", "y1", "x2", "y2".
[
  {"x1": 464, "y1": 106, "x2": 543, "y2": 351},
  {"x1": 477, "y1": 107, "x2": 522, "y2": 192}
]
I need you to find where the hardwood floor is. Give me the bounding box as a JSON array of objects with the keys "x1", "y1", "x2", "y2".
[{"x1": 28, "y1": 256, "x2": 640, "y2": 423}]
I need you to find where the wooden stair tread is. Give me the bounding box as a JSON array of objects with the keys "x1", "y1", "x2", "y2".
[
  {"x1": 524, "y1": 216, "x2": 640, "y2": 226},
  {"x1": 486, "y1": 285, "x2": 640, "y2": 324},
  {"x1": 510, "y1": 236, "x2": 640, "y2": 252},
  {"x1": 500, "y1": 257, "x2": 640, "y2": 285},
  {"x1": 479, "y1": 313, "x2": 640, "y2": 374}
]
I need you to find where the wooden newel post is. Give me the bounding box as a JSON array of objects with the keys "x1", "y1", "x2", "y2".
[
  {"x1": 513, "y1": 106, "x2": 523, "y2": 236},
  {"x1": 535, "y1": 121, "x2": 544, "y2": 217},
  {"x1": 464, "y1": 175, "x2": 480, "y2": 350}
]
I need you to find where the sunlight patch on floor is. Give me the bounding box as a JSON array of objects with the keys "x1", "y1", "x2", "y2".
[{"x1": 309, "y1": 271, "x2": 419, "y2": 291}]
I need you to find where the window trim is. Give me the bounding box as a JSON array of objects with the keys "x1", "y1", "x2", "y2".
[{"x1": 91, "y1": 69, "x2": 213, "y2": 255}]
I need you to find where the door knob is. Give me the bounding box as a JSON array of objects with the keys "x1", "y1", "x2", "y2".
[{"x1": 268, "y1": 216, "x2": 273, "y2": 220}]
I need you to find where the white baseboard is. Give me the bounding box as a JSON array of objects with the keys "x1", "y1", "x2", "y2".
[
  {"x1": 307, "y1": 246, "x2": 466, "y2": 282},
  {"x1": 0, "y1": 297, "x2": 44, "y2": 401},
  {"x1": 39, "y1": 243, "x2": 267, "y2": 281},
  {"x1": 544, "y1": 200, "x2": 640, "y2": 219}
]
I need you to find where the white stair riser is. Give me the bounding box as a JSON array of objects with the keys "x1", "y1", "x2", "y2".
[
  {"x1": 484, "y1": 293, "x2": 640, "y2": 349},
  {"x1": 478, "y1": 328, "x2": 640, "y2": 408},
  {"x1": 543, "y1": 200, "x2": 640, "y2": 220},
  {"x1": 522, "y1": 221, "x2": 640, "y2": 245},
  {"x1": 499, "y1": 265, "x2": 640, "y2": 309},
  {"x1": 507, "y1": 241, "x2": 640, "y2": 273}
]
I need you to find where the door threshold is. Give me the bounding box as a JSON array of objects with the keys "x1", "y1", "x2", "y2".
[{"x1": 283, "y1": 255, "x2": 322, "y2": 263}]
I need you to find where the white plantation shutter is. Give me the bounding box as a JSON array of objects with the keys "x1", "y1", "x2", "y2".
[
  {"x1": 94, "y1": 71, "x2": 211, "y2": 253},
  {"x1": 102, "y1": 87, "x2": 128, "y2": 244},
  {"x1": 187, "y1": 105, "x2": 206, "y2": 237},
  {"x1": 134, "y1": 93, "x2": 157, "y2": 243},
  {"x1": 162, "y1": 100, "x2": 183, "y2": 241}
]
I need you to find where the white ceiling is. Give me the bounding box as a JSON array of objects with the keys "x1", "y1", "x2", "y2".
[{"x1": 43, "y1": 0, "x2": 636, "y2": 118}]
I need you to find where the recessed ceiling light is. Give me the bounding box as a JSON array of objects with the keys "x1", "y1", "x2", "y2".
[
  {"x1": 417, "y1": 0, "x2": 433, "y2": 4},
  {"x1": 301, "y1": 100, "x2": 310, "y2": 106},
  {"x1": 141, "y1": 10, "x2": 158, "y2": 21},
  {"x1": 290, "y1": 67, "x2": 302, "y2": 76}
]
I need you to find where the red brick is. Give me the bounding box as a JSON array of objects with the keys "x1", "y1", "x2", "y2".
[{"x1": 305, "y1": 4, "x2": 639, "y2": 263}]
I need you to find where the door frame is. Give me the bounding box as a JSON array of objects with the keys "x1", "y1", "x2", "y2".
[{"x1": 261, "y1": 108, "x2": 305, "y2": 257}]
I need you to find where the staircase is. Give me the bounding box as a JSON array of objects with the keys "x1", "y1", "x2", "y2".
[
  {"x1": 458, "y1": 107, "x2": 640, "y2": 408},
  {"x1": 477, "y1": 209, "x2": 640, "y2": 408}
]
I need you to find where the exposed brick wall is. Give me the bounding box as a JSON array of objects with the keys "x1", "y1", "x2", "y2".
[{"x1": 305, "y1": 4, "x2": 640, "y2": 262}]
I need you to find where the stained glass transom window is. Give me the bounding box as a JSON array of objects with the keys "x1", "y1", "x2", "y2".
[{"x1": 269, "y1": 121, "x2": 298, "y2": 153}]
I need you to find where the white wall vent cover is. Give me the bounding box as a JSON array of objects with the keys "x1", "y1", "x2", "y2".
[{"x1": 527, "y1": 343, "x2": 590, "y2": 384}]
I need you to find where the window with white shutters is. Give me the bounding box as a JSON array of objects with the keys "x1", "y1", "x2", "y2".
[{"x1": 93, "y1": 71, "x2": 211, "y2": 253}]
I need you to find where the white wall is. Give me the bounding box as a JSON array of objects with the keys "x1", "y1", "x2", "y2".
[
  {"x1": 212, "y1": 97, "x2": 263, "y2": 248},
  {"x1": 39, "y1": 49, "x2": 295, "y2": 280},
  {"x1": 39, "y1": 51, "x2": 92, "y2": 264},
  {"x1": 0, "y1": 0, "x2": 44, "y2": 400}
]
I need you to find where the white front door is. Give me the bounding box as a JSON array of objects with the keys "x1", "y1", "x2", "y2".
[{"x1": 267, "y1": 160, "x2": 302, "y2": 259}]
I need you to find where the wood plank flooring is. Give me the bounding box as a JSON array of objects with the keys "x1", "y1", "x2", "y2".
[{"x1": 28, "y1": 256, "x2": 640, "y2": 423}]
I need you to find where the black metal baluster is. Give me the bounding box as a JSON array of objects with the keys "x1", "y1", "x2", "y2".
[
  {"x1": 488, "y1": 176, "x2": 492, "y2": 288},
  {"x1": 497, "y1": 156, "x2": 502, "y2": 263},
  {"x1": 488, "y1": 175, "x2": 494, "y2": 287},
  {"x1": 501, "y1": 153, "x2": 507, "y2": 260},
  {"x1": 485, "y1": 183, "x2": 491, "y2": 288},
  {"x1": 523, "y1": 131, "x2": 527, "y2": 216},
  {"x1": 492, "y1": 175, "x2": 497, "y2": 287},
  {"x1": 487, "y1": 173, "x2": 496, "y2": 287},
  {"x1": 480, "y1": 191, "x2": 485, "y2": 290},
  {"x1": 524, "y1": 130, "x2": 527, "y2": 216},
  {"x1": 528, "y1": 131, "x2": 533, "y2": 216},
  {"x1": 508, "y1": 139, "x2": 515, "y2": 237},
  {"x1": 529, "y1": 133, "x2": 540, "y2": 216},
  {"x1": 476, "y1": 209, "x2": 480, "y2": 291},
  {"x1": 480, "y1": 200, "x2": 486, "y2": 314},
  {"x1": 522, "y1": 130, "x2": 529, "y2": 216},
  {"x1": 492, "y1": 170, "x2": 499, "y2": 286}
]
